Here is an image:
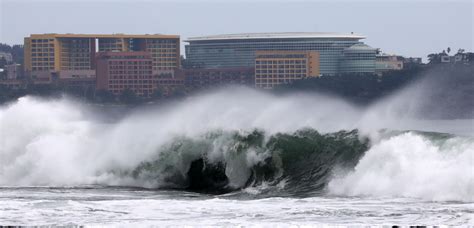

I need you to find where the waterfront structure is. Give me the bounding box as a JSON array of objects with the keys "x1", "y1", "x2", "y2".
[
  {"x1": 255, "y1": 51, "x2": 319, "y2": 89},
  {"x1": 185, "y1": 32, "x2": 376, "y2": 75},
  {"x1": 23, "y1": 33, "x2": 180, "y2": 78},
  {"x1": 375, "y1": 54, "x2": 404, "y2": 73},
  {"x1": 96, "y1": 51, "x2": 154, "y2": 97}
]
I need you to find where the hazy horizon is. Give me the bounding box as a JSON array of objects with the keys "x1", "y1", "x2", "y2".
[{"x1": 1, "y1": 0, "x2": 473, "y2": 60}]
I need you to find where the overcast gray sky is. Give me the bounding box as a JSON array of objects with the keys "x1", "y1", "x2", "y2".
[{"x1": 1, "y1": 0, "x2": 472, "y2": 60}]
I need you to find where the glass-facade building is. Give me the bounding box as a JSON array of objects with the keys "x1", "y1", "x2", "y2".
[
  {"x1": 339, "y1": 43, "x2": 377, "y2": 73},
  {"x1": 185, "y1": 32, "x2": 377, "y2": 75}
]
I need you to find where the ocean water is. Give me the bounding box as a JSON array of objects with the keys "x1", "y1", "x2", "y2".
[
  {"x1": 1, "y1": 187, "x2": 472, "y2": 226},
  {"x1": 1, "y1": 87, "x2": 473, "y2": 226}
]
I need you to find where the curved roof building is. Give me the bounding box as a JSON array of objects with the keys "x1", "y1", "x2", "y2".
[
  {"x1": 340, "y1": 43, "x2": 378, "y2": 73},
  {"x1": 184, "y1": 32, "x2": 376, "y2": 75},
  {"x1": 185, "y1": 32, "x2": 366, "y2": 41}
]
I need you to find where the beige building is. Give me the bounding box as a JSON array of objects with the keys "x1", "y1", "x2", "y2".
[
  {"x1": 375, "y1": 54, "x2": 403, "y2": 73},
  {"x1": 24, "y1": 33, "x2": 180, "y2": 80},
  {"x1": 255, "y1": 50, "x2": 320, "y2": 89},
  {"x1": 0, "y1": 52, "x2": 13, "y2": 63}
]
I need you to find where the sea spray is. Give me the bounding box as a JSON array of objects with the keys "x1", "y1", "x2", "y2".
[
  {"x1": 328, "y1": 132, "x2": 474, "y2": 202},
  {"x1": 1, "y1": 88, "x2": 473, "y2": 202}
]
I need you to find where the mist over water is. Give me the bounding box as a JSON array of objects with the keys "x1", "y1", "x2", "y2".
[{"x1": 0, "y1": 82, "x2": 473, "y2": 202}]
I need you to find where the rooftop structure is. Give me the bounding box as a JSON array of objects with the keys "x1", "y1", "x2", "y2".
[
  {"x1": 185, "y1": 32, "x2": 365, "y2": 41},
  {"x1": 178, "y1": 67, "x2": 254, "y2": 91}
]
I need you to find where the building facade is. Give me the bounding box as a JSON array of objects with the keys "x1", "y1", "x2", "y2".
[
  {"x1": 24, "y1": 34, "x2": 180, "y2": 78},
  {"x1": 440, "y1": 53, "x2": 469, "y2": 63},
  {"x1": 339, "y1": 43, "x2": 378, "y2": 74},
  {"x1": 96, "y1": 51, "x2": 154, "y2": 97},
  {"x1": 255, "y1": 51, "x2": 320, "y2": 89},
  {"x1": 177, "y1": 67, "x2": 254, "y2": 91},
  {"x1": 185, "y1": 32, "x2": 376, "y2": 75},
  {"x1": 0, "y1": 52, "x2": 13, "y2": 63},
  {"x1": 375, "y1": 54, "x2": 404, "y2": 73},
  {"x1": 5, "y1": 64, "x2": 22, "y2": 80},
  {"x1": 155, "y1": 72, "x2": 185, "y2": 96}
]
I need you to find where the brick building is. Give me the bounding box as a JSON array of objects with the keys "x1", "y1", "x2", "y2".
[
  {"x1": 96, "y1": 52, "x2": 154, "y2": 97},
  {"x1": 179, "y1": 67, "x2": 254, "y2": 91}
]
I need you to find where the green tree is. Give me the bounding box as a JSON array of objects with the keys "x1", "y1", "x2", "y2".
[
  {"x1": 152, "y1": 86, "x2": 165, "y2": 99},
  {"x1": 95, "y1": 89, "x2": 116, "y2": 103},
  {"x1": 119, "y1": 88, "x2": 138, "y2": 104},
  {"x1": 428, "y1": 53, "x2": 441, "y2": 64},
  {"x1": 0, "y1": 57, "x2": 6, "y2": 68},
  {"x1": 466, "y1": 52, "x2": 474, "y2": 62},
  {"x1": 170, "y1": 85, "x2": 186, "y2": 99}
]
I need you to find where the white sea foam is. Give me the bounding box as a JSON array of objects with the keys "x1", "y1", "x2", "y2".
[{"x1": 328, "y1": 132, "x2": 474, "y2": 202}]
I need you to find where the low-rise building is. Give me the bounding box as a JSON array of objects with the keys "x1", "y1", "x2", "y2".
[
  {"x1": 180, "y1": 67, "x2": 254, "y2": 91},
  {"x1": 441, "y1": 53, "x2": 469, "y2": 63},
  {"x1": 404, "y1": 57, "x2": 422, "y2": 64},
  {"x1": 376, "y1": 54, "x2": 404, "y2": 73},
  {"x1": 5, "y1": 64, "x2": 22, "y2": 79},
  {"x1": 0, "y1": 52, "x2": 13, "y2": 63},
  {"x1": 255, "y1": 51, "x2": 320, "y2": 89},
  {"x1": 96, "y1": 51, "x2": 154, "y2": 97},
  {"x1": 0, "y1": 79, "x2": 25, "y2": 89},
  {"x1": 29, "y1": 70, "x2": 54, "y2": 83}
]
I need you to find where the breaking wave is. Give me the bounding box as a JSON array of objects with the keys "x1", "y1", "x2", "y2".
[
  {"x1": 0, "y1": 88, "x2": 473, "y2": 202},
  {"x1": 328, "y1": 131, "x2": 474, "y2": 202}
]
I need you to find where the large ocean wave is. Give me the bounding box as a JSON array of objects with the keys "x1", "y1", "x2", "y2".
[{"x1": 0, "y1": 88, "x2": 473, "y2": 202}]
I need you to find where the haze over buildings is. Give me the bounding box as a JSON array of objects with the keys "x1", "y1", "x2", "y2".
[{"x1": 1, "y1": 0, "x2": 473, "y2": 61}]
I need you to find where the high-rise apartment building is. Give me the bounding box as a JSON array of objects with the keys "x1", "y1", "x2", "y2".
[
  {"x1": 255, "y1": 51, "x2": 320, "y2": 89},
  {"x1": 24, "y1": 34, "x2": 180, "y2": 77}
]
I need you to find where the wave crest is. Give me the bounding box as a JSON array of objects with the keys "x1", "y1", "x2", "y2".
[
  {"x1": 1, "y1": 93, "x2": 472, "y2": 202},
  {"x1": 328, "y1": 132, "x2": 474, "y2": 202}
]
